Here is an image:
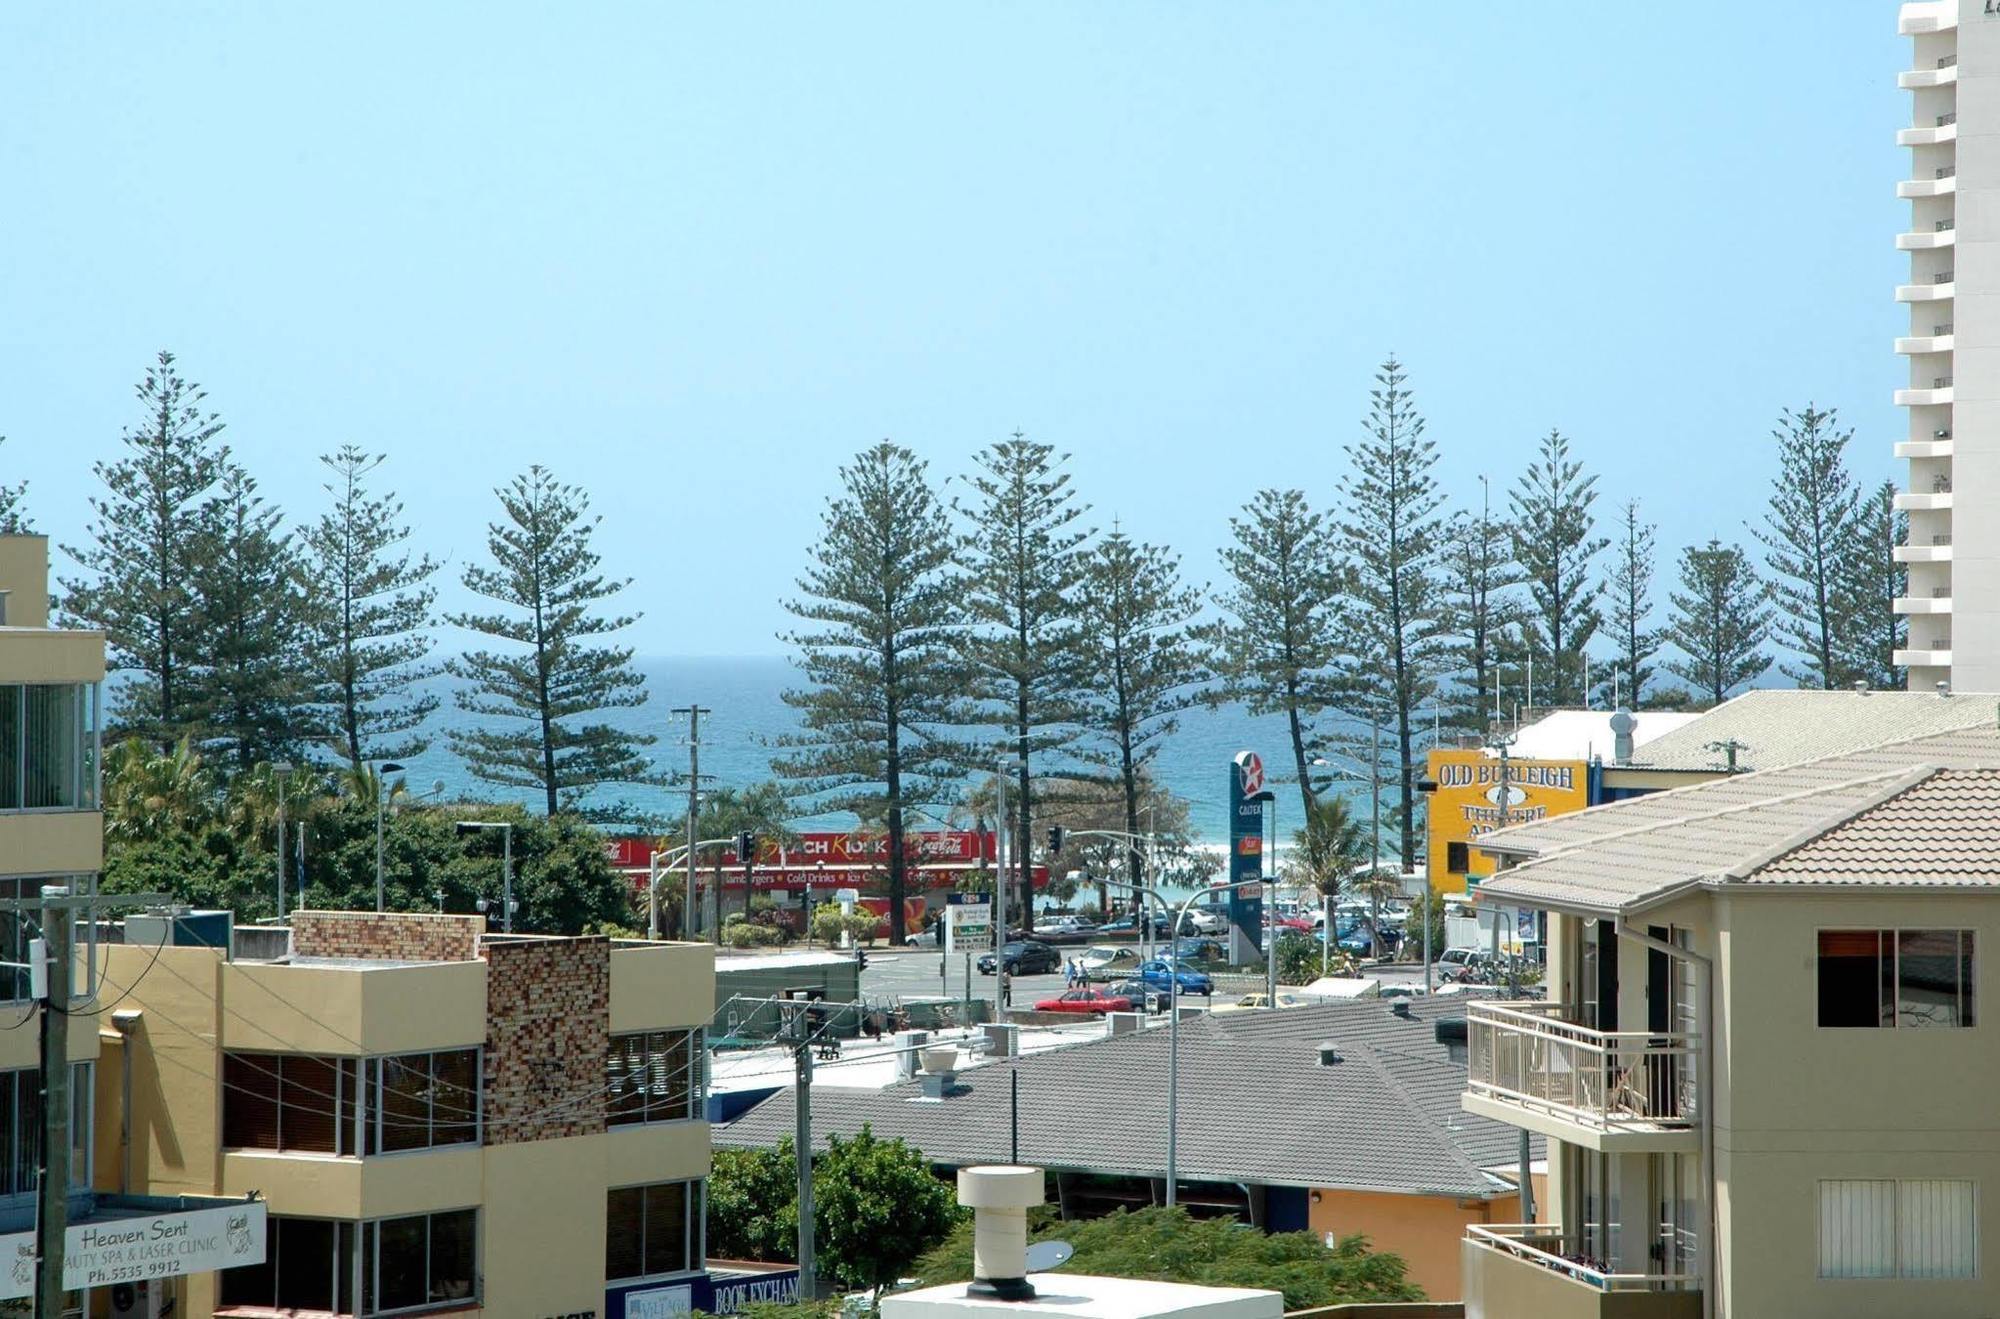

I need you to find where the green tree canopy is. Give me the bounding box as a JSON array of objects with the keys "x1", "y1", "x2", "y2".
[
  {"x1": 1509, "y1": 428, "x2": 1608, "y2": 707},
  {"x1": 447, "y1": 465, "x2": 655, "y2": 819},
  {"x1": 777, "y1": 442, "x2": 967, "y2": 944},
  {"x1": 1601, "y1": 499, "x2": 1661, "y2": 709},
  {"x1": 0, "y1": 436, "x2": 29, "y2": 535},
  {"x1": 913, "y1": 1206, "x2": 1421, "y2": 1310},
  {"x1": 63, "y1": 351, "x2": 230, "y2": 748},
  {"x1": 302, "y1": 444, "x2": 441, "y2": 770},
  {"x1": 708, "y1": 1130, "x2": 965, "y2": 1295},
  {"x1": 1664, "y1": 539, "x2": 1773, "y2": 706},
  {"x1": 1757, "y1": 403, "x2": 1863, "y2": 688},
  {"x1": 193, "y1": 465, "x2": 311, "y2": 771}
]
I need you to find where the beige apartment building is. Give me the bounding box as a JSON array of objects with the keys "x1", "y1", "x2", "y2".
[
  {"x1": 99, "y1": 910, "x2": 719, "y2": 1318},
  {"x1": 1457, "y1": 721, "x2": 2000, "y2": 1318},
  {"x1": 1895, "y1": 0, "x2": 2000, "y2": 689},
  {"x1": 0, "y1": 533, "x2": 106, "y2": 1312}
]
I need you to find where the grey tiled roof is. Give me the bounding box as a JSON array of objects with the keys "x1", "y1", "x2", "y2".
[
  {"x1": 716, "y1": 999, "x2": 1537, "y2": 1199},
  {"x1": 1617, "y1": 689, "x2": 1997, "y2": 774}
]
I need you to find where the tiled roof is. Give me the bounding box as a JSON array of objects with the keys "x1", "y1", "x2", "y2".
[
  {"x1": 716, "y1": 999, "x2": 1537, "y2": 1198},
  {"x1": 1755, "y1": 768, "x2": 2000, "y2": 884},
  {"x1": 1617, "y1": 689, "x2": 1997, "y2": 774}
]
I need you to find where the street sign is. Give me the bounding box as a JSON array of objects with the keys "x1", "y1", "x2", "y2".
[
  {"x1": 1228, "y1": 751, "x2": 1266, "y2": 960},
  {"x1": 946, "y1": 892, "x2": 993, "y2": 955}
]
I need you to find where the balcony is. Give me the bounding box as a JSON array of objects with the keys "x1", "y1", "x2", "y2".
[
  {"x1": 1894, "y1": 540, "x2": 1952, "y2": 561},
  {"x1": 1894, "y1": 594, "x2": 1952, "y2": 615},
  {"x1": 1898, "y1": 121, "x2": 1957, "y2": 147},
  {"x1": 1899, "y1": 63, "x2": 1957, "y2": 89},
  {"x1": 1895, "y1": 646, "x2": 1951, "y2": 668},
  {"x1": 1897, "y1": 227, "x2": 1955, "y2": 250},
  {"x1": 1899, "y1": 174, "x2": 1956, "y2": 199},
  {"x1": 1463, "y1": 1226, "x2": 1700, "y2": 1319},
  {"x1": 1894, "y1": 384, "x2": 1953, "y2": 406},
  {"x1": 1896, "y1": 278, "x2": 1953, "y2": 301},
  {"x1": 1894, "y1": 333, "x2": 1954, "y2": 354},
  {"x1": 1899, "y1": 1, "x2": 1956, "y2": 34},
  {"x1": 1895, "y1": 489, "x2": 1953, "y2": 511},
  {"x1": 1461, "y1": 1001, "x2": 1700, "y2": 1153}
]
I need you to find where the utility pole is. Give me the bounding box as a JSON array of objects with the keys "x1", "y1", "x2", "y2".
[
  {"x1": 674, "y1": 705, "x2": 712, "y2": 940},
  {"x1": 19, "y1": 883, "x2": 167, "y2": 1313},
  {"x1": 788, "y1": 1001, "x2": 817, "y2": 1299},
  {"x1": 274, "y1": 761, "x2": 293, "y2": 919}
]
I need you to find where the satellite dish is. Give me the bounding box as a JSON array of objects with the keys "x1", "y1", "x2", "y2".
[{"x1": 1025, "y1": 1241, "x2": 1074, "y2": 1273}]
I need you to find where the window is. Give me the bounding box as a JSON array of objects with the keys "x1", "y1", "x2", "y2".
[
  {"x1": 365, "y1": 1209, "x2": 479, "y2": 1314},
  {"x1": 1818, "y1": 930, "x2": 1975, "y2": 1028},
  {"x1": 1819, "y1": 1179, "x2": 1975, "y2": 1279},
  {"x1": 0, "y1": 1064, "x2": 92, "y2": 1196},
  {"x1": 0, "y1": 683, "x2": 98, "y2": 812},
  {"x1": 607, "y1": 1029, "x2": 701, "y2": 1125},
  {"x1": 1446, "y1": 841, "x2": 1469, "y2": 874},
  {"x1": 221, "y1": 1049, "x2": 479, "y2": 1156},
  {"x1": 606, "y1": 1180, "x2": 703, "y2": 1281},
  {"x1": 221, "y1": 1211, "x2": 476, "y2": 1316}
]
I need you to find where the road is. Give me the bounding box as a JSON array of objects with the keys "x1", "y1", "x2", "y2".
[{"x1": 859, "y1": 944, "x2": 1434, "y2": 1010}]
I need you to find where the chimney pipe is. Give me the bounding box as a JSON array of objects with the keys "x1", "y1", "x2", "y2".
[
  {"x1": 1608, "y1": 708, "x2": 1636, "y2": 766},
  {"x1": 960, "y1": 1166, "x2": 1045, "y2": 1301}
]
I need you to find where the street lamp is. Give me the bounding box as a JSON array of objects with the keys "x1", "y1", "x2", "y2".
[
  {"x1": 993, "y1": 756, "x2": 1023, "y2": 1024},
  {"x1": 273, "y1": 761, "x2": 294, "y2": 920},
  {"x1": 374, "y1": 762, "x2": 404, "y2": 913},
  {"x1": 457, "y1": 821, "x2": 516, "y2": 933}
]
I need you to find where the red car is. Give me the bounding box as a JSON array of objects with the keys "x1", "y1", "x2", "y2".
[
  {"x1": 1272, "y1": 916, "x2": 1315, "y2": 933},
  {"x1": 1033, "y1": 988, "x2": 1134, "y2": 1015}
]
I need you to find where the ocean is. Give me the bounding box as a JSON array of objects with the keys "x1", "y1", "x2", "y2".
[{"x1": 386, "y1": 655, "x2": 1327, "y2": 842}]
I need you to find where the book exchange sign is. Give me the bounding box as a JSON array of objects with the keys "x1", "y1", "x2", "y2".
[{"x1": 1, "y1": 1200, "x2": 267, "y2": 1298}]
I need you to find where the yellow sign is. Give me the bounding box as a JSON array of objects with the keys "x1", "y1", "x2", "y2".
[{"x1": 1425, "y1": 748, "x2": 1588, "y2": 895}]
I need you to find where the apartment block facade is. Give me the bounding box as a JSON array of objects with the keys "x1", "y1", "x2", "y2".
[
  {"x1": 1457, "y1": 723, "x2": 2000, "y2": 1318},
  {"x1": 0, "y1": 534, "x2": 105, "y2": 1315},
  {"x1": 99, "y1": 911, "x2": 717, "y2": 1318},
  {"x1": 1896, "y1": 1, "x2": 2000, "y2": 689}
]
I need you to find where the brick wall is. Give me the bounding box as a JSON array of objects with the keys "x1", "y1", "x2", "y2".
[
  {"x1": 483, "y1": 937, "x2": 611, "y2": 1144},
  {"x1": 290, "y1": 910, "x2": 484, "y2": 962}
]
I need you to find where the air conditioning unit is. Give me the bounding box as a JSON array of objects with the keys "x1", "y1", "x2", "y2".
[{"x1": 109, "y1": 1279, "x2": 169, "y2": 1318}]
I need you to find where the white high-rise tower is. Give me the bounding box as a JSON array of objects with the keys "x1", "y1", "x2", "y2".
[{"x1": 1896, "y1": 1, "x2": 1994, "y2": 689}]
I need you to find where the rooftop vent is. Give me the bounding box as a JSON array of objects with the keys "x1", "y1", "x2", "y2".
[
  {"x1": 1391, "y1": 999, "x2": 1413, "y2": 1018},
  {"x1": 960, "y1": 1166, "x2": 1045, "y2": 1301},
  {"x1": 1938, "y1": 681, "x2": 1952, "y2": 698},
  {"x1": 1318, "y1": 1042, "x2": 1343, "y2": 1067},
  {"x1": 1854, "y1": 679, "x2": 1871, "y2": 694}
]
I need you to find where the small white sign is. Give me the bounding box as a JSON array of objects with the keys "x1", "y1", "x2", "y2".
[
  {"x1": 947, "y1": 897, "x2": 993, "y2": 954},
  {"x1": 628, "y1": 1283, "x2": 694, "y2": 1318},
  {"x1": 0, "y1": 1200, "x2": 267, "y2": 1299}
]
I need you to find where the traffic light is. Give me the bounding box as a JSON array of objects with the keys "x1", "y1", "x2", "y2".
[
  {"x1": 736, "y1": 830, "x2": 754, "y2": 862},
  {"x1": 1047, "y1": 825, "x2": 1065, "y2": 856}
]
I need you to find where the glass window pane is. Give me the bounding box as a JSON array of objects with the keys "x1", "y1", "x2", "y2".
[
  {"x1": 606, "y1": 1187, "x2": 645, "y2": 1280},
  {"x1": 282, "y1": 1055, "x2": 339, "y2": 1152},
  {"x1": 1898, "y1": 931, "x2": 1966, "y2": 1027},
  {"x1": 374, "y1": 1214, "x2": 429, "y2": 1311},
  {"x1": 223, "y1": 1054, "x2": 281, "y2": 1150},
  {"x1": 275, "y1": 1217, "x2": 336, "y2": 1311},
  {"x1": 432, "y1": 1049, "x2": 480, "y2": 1146},
  {"x1": 1898, "y1": 1179, "x2": 1976, "y2": 1278},
  {"x1": 22, "y1": 684, "x2": 80, "y2": 809},
  {"x1": 0, "y1": 686, "x2": 19, "y2": 808},
  {"x1": 380, "y1": 1055, "x2": 431, "y2": 1152},
  {"x1": 220, "y1": 1217, "x2": 277, "y2": 1308},
  {"x1": 0, "y1": 1072, "x2": 15, "y2": 1195},
  {"x1": 608, "y1": 1035, "x2": 645, "y2": 1126},
  {"x1": 1961, "y1": 932, "x2": 1975, "y2": 1027},
  {"x1": 1817, "y1": 931, "x2": 1886, "y2": 1027},
  {"x1": 429, "y1": 1209, "x2": 478, "y2": 1304},
  {"x1": 1819, "y1": 1179, "x2": 1898, "y2": 1278},
  {"x1": 68, "y1": 1065, "x2": 88, "y2": 1187},
  {"x1": 644, "y1": 1182, "x2": 689, "y2": 1277},
  {"x1": 12, "y1": 1072, "x2": 36, "y2": 1193}
]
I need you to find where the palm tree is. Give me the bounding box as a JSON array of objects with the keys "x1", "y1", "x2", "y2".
[
  {"x1": 1291, "y1": 795, "x2": 1371, "y2": 903},
  {"x1": 103, "y1": 737, "x2": 218, "y2": 842}
]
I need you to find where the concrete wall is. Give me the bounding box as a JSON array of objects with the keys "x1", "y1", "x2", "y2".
[
  {"x1": 1311, "y1": 1189, "x2": 1513, "y2": 1303},
  {"x1": 612, "y1": 940, "x2": 717, "y2": 1032},
  {"x1": 219, "y1": 958, "x2": 487, "y2": 1054},
  {"x1": 1708, "y1": 887, "x2": 2000, "y2": 1318},
  {"x1": 0, "y1": 810, "x2": 103, "y2": 877},
  {"x1": 0, "y1": 534, "x2": 50, "y2": 628}
]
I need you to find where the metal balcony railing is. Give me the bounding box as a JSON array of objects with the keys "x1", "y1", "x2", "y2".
[
  {"x1": 1939, "y1": 112, "x2": 1958, "y2": 126},
  {"x1": 1935, "y1": 322, "x2": 1954, "y2": 334},
  {"x1": 1938, "y1": 166, "x2": 1958, "y2": 179},
  {"x1": 1934, "y1": 377, "x2": 1954, "y2": 390},
  {"x1": 1935, "y1": 533, "x2": 1954, "y2": 546},
  {"x1": 1934, "y1": 586, "x2": 1951, "y2": 598},
  {"x1": 1937, "y1": 219, "x2": 1956, "y2": 232},
  {"x1": 1466, "y1": 1225, "x2": 1701, "y2": 1295},
  {"x1": 1936, "y1": 270, "x2": 1956, "y2": 284},
  {"x1": 1465, "y1": 1001, "x2": 1700, "y2": 1132},
  {"x1": 1941, "y1": 54, "x2": 1958, "y2": 68},
  {"x1": 1934, "y1": 637, "x2": 1952, "y2": 649}
]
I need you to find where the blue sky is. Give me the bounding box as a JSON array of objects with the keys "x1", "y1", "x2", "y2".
[{"x1": 1, "y1": 4, "x2": 1904, "y2": 658}]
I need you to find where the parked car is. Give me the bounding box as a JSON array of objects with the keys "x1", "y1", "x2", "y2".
[
  {"x1": 1435, "y1": 947, "x2": 1481, "y2": 975},
  {"x1": 1182, "y1": 907, "x2": 1228, "y2": 936},
  {"x1": 1079, "y1": 945, "x2": 1142, "y2": 976},
  {"x1": 977, "y1": 939, "x2": 1061, "y2": 976},
  {"x1": 1215, "y1": 991, "x2": 1305, "y2": 1012},
  {"x1": 1031, "y1": 915, "x2": 1100, "y2": 946},
  {"x1": 1104, "y1": 978, "x2": 1166, "y2": 1011},
  {"x1": 1032, "y1": 988, "x2": 1134, "y2": 1015},
  {"x1": 1135, "y1": 958, "x2": 1214, "y2": 996},
  {"x1": 1338, "y1": 927, "x2": 1401, "y2": 957},
  {"x1": 1169, "y1": 936, "x2": 1227, "y2": 964},
  {"x1": 1098, "y1": 914, "x2": 1148, "y2": 938}
]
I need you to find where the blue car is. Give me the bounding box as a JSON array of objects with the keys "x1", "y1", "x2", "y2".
[{"x1": 1135, "y1": 958, "x2": 1213, "y2": 996}]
